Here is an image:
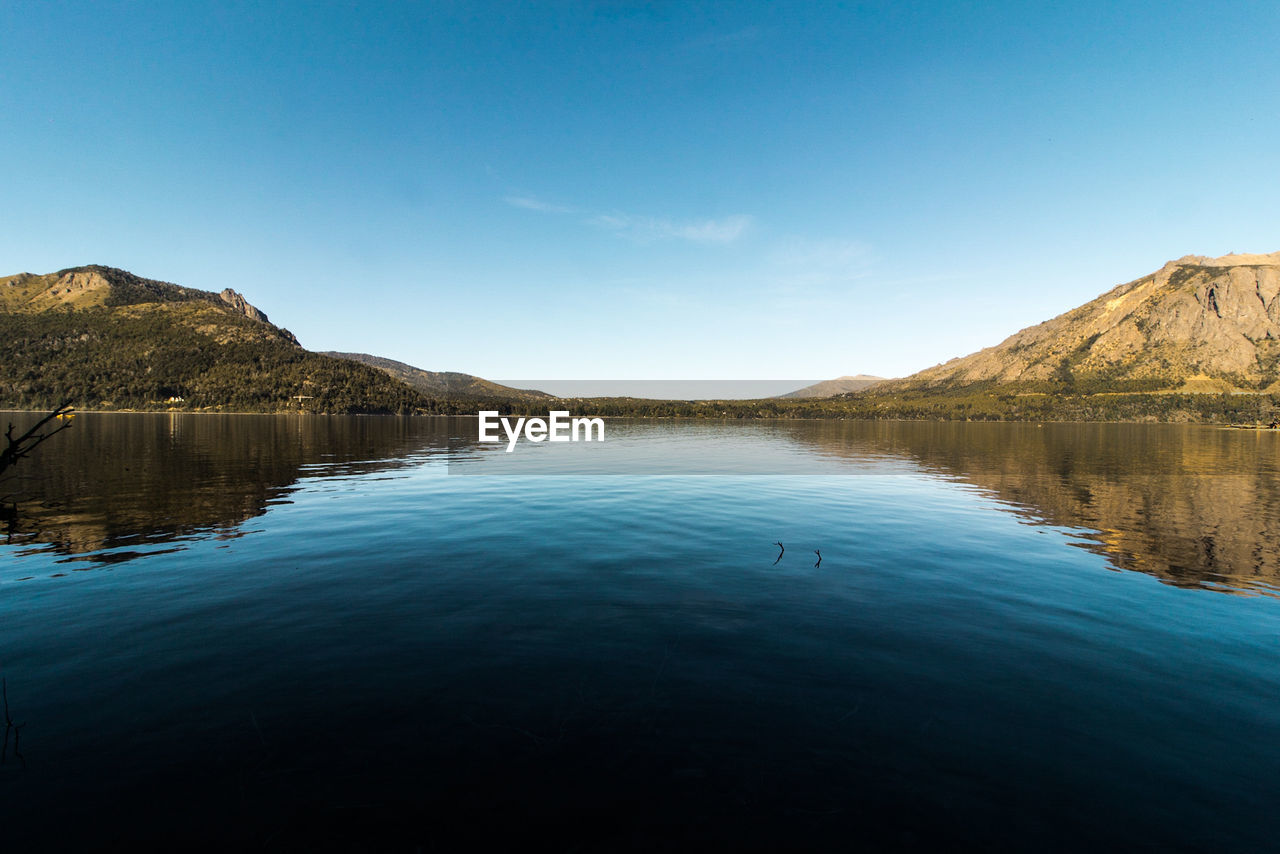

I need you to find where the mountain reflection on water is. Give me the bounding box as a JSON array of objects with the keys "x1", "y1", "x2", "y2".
[
  {"x1": 1, "y1": 412, "x2": 445, "y2": 562},
  {"x1": 3, "y1": 413, "x2": 1278, "y2": 594},
  {"x1": 780, "y1": 420, "x2": 1280, "y2": 596}
]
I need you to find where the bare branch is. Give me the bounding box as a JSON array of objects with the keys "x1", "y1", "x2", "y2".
[{"x1": 0, "y1": 403, "x2": 73, "y2": 477}]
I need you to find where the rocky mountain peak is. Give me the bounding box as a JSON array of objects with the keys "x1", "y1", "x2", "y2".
[
  {"x1": 892, "y1": 251, "x2": 1280, "y2": 393},
  {"x1": 219, "y1": 288, "x2": 270, "y2": 324},
  {"x1": 1, "y1": 265, "x2": 300, "y2": 346}
]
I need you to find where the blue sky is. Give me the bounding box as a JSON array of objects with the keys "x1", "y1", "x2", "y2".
[{"x1": 3, "y1": 1, "x2": 1278, "y2": 382}]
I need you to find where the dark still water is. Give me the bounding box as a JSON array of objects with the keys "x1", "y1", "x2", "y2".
[{"x1": 2, "y1": 414, "x2": 1279, "y2": 851}]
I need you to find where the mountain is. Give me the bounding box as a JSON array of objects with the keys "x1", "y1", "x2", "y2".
[
  {"x1": 319, "y1": 352, "x2": 551, "y2": 400},
  {"x1": 0, "y1": 266, "x2": 440, "y2": 413},
  {"x1": 1, "y1": 265, "x2": 290, "y2": 329},
  {"x1": 884, "y1": 252, "x2": 1280, "y2": 395},
  {"x1": 777, "y1": 375, "x2": 886, "y2": 398}
]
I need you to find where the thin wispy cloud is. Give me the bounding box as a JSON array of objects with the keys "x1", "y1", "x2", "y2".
[
  {"x1": 591, "y1": 213, "x2": 754, "y2": 245},
  {"x1": 506, "y1": 192, "x2": 753, "y2": 245},
  {"x1": 768, "y1": 237, "x2": 874, "y2": 288},
  {"x1": 503, "y1": 195, "x2": 577, "y2": 214},
  {"x1": 771, "y1": 237, "x2": 871, "y2": 270}
]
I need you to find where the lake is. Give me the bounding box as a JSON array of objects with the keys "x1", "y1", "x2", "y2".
[{"x1": 2, "y1": 413, "x2": 1279, "y2": 850}]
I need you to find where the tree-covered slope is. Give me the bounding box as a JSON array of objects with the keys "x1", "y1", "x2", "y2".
[
  {"x1": 0, "y1": 266, "x2": 438, "y2": 413},
  {"x1": 319, "y1": 351, "x2": 552, "y2": 400}
]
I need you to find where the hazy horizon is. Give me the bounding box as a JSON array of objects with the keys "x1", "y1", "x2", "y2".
[{"x1": 498, "y1": 379, "x2": 823, "y2": 400}]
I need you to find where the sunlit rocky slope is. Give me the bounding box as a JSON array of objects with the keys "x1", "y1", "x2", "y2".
[{"x1": 888, "y1": 251, "x2": 1280, "y2": 394}]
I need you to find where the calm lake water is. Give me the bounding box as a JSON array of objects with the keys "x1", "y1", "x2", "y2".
[{"x1": 2, "y1": 413, "x2": 1279, "y2": 850}]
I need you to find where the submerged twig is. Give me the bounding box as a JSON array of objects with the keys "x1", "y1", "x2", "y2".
[
  {"x1": 773, "y1": 541, "x2": 784, "y2": 565},
  {"x1": 814, "y1": 549, "x2": 822, "y2": 568},
  {"x1": 2, "y1": 677, "x2": 27, "y2": 768}
]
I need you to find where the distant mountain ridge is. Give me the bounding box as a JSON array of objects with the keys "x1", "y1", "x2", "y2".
[
  {"x1": 0, "y1": 266, "x2": 506, "y2": 413},
  {"x1": 778, "y1": 375, "x2": 885, "y2": 398},
  {"x1": 880, "y1": 251, "x2": 1280, "y2": 395},
  {"x1": 319, "y1": 352, "x2": 551, "y2": 400},
  {"x1": 7, "y1": 254, "x2": 1279, "y2": 422}
]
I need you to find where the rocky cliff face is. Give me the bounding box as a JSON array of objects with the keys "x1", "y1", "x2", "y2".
[
  {"x1": 2, "y1": 266, "x2": 171, "y2": 310},
  {"x1": 0, "y1": 265, "x2": 299, "y2": 345},
  {"x1": 894, "y1": 251, "x2": 1280, "y2": 392},
  {"x1": 219, "y1": 288, "x2": 270, "y2": 324}
]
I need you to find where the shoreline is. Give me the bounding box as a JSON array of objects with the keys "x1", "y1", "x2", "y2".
[{"x1": 2, "y1": 408, "x2": 1277, "y2": 428}]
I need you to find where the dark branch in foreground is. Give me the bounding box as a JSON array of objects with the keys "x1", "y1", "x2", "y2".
[
  {"x1": 1, "y1": 402, "x2": 74, "y2": 479},
  {"x1": 2, "y1": 677, "x2": 26, "y2": 768},
  {"x1": 773, "y1": 542, "x2": 784, "y2": 565}
]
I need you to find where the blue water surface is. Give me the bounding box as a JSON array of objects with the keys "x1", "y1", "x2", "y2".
[{"x1": 1, "y1": 416, "x2": 1278, "y2": 851}]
